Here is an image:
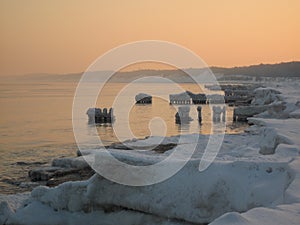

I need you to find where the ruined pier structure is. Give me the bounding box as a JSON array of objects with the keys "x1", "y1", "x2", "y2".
[
  {"x1": 135, "y1": 93, "x2": 152, "y2": 104},
  {"x1": 175, "y1": 106, "x2": 193, "y2": 124},
  {"x1": 212, "y1": 106, "x2": 226, "y2": 122},
  {"x1": 170, "y1": 92, "x2": 192, "y2": 105},
  {"x1": 86, "y1": 108, "x2": 114, "y2": 124},
  {"x1": 175, "y1": 105, "x2": 226, "y2": 124},
  {"x1": 169, "y1": 91, "x2": 224, "y2": 105},
  {"x1": 205, "y1": 84, "x2": 261, "y2": 106},
  {"x1": 197, "y1": 106, "x2": 202, "y2": 123}
]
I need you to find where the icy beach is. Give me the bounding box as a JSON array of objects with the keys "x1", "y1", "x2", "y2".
[{"x1": 1, "y1": 81, "x2": 300, "y2": 225}]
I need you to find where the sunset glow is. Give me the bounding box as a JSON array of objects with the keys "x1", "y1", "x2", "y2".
[{"x1": 1, "y1": 0, "x2": 299, "y2": 75}]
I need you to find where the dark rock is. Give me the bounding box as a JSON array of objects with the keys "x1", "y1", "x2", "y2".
[
  {"x1": 15, "y1": 161, "x2": 47, "y2": 166},
  {"x1": 28, "y1": 167, "x2": 81, "y2": 182},
  {"x1": 152, "y1": 143, "x2": 177, "y2": 153}
]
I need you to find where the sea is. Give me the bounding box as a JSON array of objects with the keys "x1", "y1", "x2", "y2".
[{"x1": 0, "y1": 74, "x2": 247, "y2": 193}]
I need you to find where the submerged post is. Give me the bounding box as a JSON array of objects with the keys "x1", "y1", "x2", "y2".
[
  {"x1": 212, "y1": 106, "x2": 221, "y2": 122},
  {"x1": 212, "y1": 106, "x2": 226, "y2": 123},
  {"x1": 197, "y1": 106, "x2": 202, "y2": 124},
  {"x1": 175, "y1": 106, "x2": 192, "y2": 124},
  {"x1": 103, "y1": 108, "x2": 108, "y2": 122},
  {"x1": 233, "y1": 109, "x2": 237, "y2": 122},
  {"x1": 108, "y1": 108, "x2": 114, "y2": 123},
  {"x1": 86, "y1": 107, "x2": 114, "y2": 124},
  {"x1": 222, "y1": 106, "x2": 226, "y2": 122}
]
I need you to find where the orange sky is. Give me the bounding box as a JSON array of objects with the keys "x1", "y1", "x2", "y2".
[{"x1": 0, "y1": 0, "x2": 299, "y2": 75}]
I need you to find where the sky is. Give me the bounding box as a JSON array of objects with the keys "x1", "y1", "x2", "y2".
[{"x1": 0, "y1": 0, "x2": 299, "y2": 76}]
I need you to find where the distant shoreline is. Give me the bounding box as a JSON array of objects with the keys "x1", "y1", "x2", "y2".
[{"x1": 2, "y1": 61, "x2": 300, "y2": 78}]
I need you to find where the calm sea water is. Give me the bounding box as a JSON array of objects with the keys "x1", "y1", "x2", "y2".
[{"x1": 0, "y1": 75, "x2": 247, "y2": 193}]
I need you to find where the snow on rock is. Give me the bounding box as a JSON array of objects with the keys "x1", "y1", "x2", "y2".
[
  {"x1": 251, "y1": 87, "x2": 282, "y2": 106},
  {"x1": 257, "y1": 100, "x2": 299, "y2": 119},
  {"x1": 285, "y1": 158, "x2": 300, "y2": 204},
  {"x1": 290, "y1": 108, "x2": 300, "y2": 119},
  {"x1": 7, "y1": 201, "x2": 190, "y2": 225},
  {"x1": 233, "y1": 87, "x2": 286, "y2": 121},
  {"x1": 234, "y1": 85, "x2": 300, "y2": 121},
  {"x1": 209, "y1": 203, "x2": 300, "y2": 225},
  {"x1": 51, "y1": 154, "x2": 94, "y2": 169},
  {"x1": 0, "y1": 202, "x2": 13, "y2": 225},
  {"x1": 135, "y1": 93, "x2": 152, "y2": 101},
  {"x1": 210, "y1": 116, "x2": 300, "y2": 225},
  {"x1": 275, "y1": 144, "x2": 300, "y2": 158},
  {"x1": 86, "y1": 160, "x2": 292, "y2": 224},
  {"x1": 258, "y1": 127, "x2": 292, "y2": 155},
  {"x1": 0, "y1": 193, "x2": 30, "y2": 225},
  {"x1": 135, "y1": 93, "x2": 152, "y2": 103},
  {"x1": 248, "y1": 118, "x2": 300, "y2": 147},
  {"x1": 76, "y1": 149, "x2": 102, "y2": 156}
]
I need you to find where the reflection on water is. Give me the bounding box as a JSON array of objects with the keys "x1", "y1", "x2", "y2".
[{"x1": 96, "y1": 102, "x2": 244, "y2": 146}]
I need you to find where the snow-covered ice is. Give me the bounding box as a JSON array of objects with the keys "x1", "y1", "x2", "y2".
[
  {"x1": 208, "y1": 82, "x2": 300, "y2": 225},
  {"x1": 210, "y1": 118, "x2": 300, "y2": 225}
]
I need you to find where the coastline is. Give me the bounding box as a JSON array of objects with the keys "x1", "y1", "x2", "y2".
[{"x1": 1, "y1": 82, "x2": 300, "y2": 224}]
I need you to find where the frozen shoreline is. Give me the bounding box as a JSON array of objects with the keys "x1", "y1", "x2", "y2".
[{"x1": 1, "y1": 82, "x2": 300, "y2": 224}]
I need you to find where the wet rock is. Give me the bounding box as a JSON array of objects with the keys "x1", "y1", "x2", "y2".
[
  {"x1": 46, "y1": 167, "x2": 94, "y2": 187},
  {"x1": 109, "y1": 143, "x2": 132, "y2": 150},
  {"x1": 151, "y1": 143, "x2": 177, "y2": 153},
  {"x1": 19, "y1": 182, "x2": 40, "y2": 189},
  {"x1": 28, "y1": 167, "x2": 81, "y2": 182},
  {"x1": 15, "y1": 161, "x2": 47, "y2": 166},
  {"x1": 0, "y1": 178, "x2": 21, "y2": 187},
  {"x1": 233, "y1": 105, "x2": 269, "y2": 122},
  {"x1": 52, "y1": 157, "x2": 90, "y2": 169}
]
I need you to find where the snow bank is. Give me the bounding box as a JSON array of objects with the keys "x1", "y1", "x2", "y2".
[
  {"x1": 251, "y1": 87, "x2": 282, "y2": 106},
  {"x1": 0, "y1": 193, "x2": 29, "y2": 224},
  {"x1": 210, "y1": 203, "x2": 300, "y2": 225},
  {"x1": 235, "y1": 85, "x2": 300, "y2": 121},
  {"x1": 5, "y1": 131, "x2": 296, "y2": 224},
  {"x1": 210, "y1": 117, "x2": 300, "y2": 225},
  {"x1": 7, "y1": 200, "x2": 191, "y2": 225},
  {"x1": 0, "y1": 202, "x2": 13, "y2": 225}
]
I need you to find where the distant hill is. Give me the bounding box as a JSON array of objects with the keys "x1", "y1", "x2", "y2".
[
  {"x1": 110, "y1": 61, "x2": 300, "y2": 82},
  {"x1": 211, "y1": 61, "x2": 300, "y2": 77},
  {"x1": 15, "y1": 61, "x2": 300, "y2": 83}
]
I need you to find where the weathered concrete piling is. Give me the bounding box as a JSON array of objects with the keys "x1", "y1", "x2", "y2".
[
  {"x1": 170, "y1": 92, "x2": 191, "y2": 105},
  {"x1": 170, "y1": 91, "x2": 227, "y2": 105},
  {"x1": 170, "y1": 91, "x2": 207, "y2": 105},
  {"x1": 205, "y1": 84, "x2": 261, "y2": 106},
  {"x1": 86, "y1": 107, "x2": 114, "y2": 124},
  {"x1": 175, "y1": 106, "x2": 193, "y2": 124},
  {"x1": 224, "y1": 89, "x2": 254, "y2": 106},
  {"x1": 212, "y1": 106, "x2": 226, "y2": 122},
  {"x1": 207, "y1": 94, "x2": 225, "y2": 104},
  {"x1": 135, "y1": 93, "x2": 152, "y2": 104},
  {"x1": 186, "y1": 91, "x2": 207, "y2": 104}
]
